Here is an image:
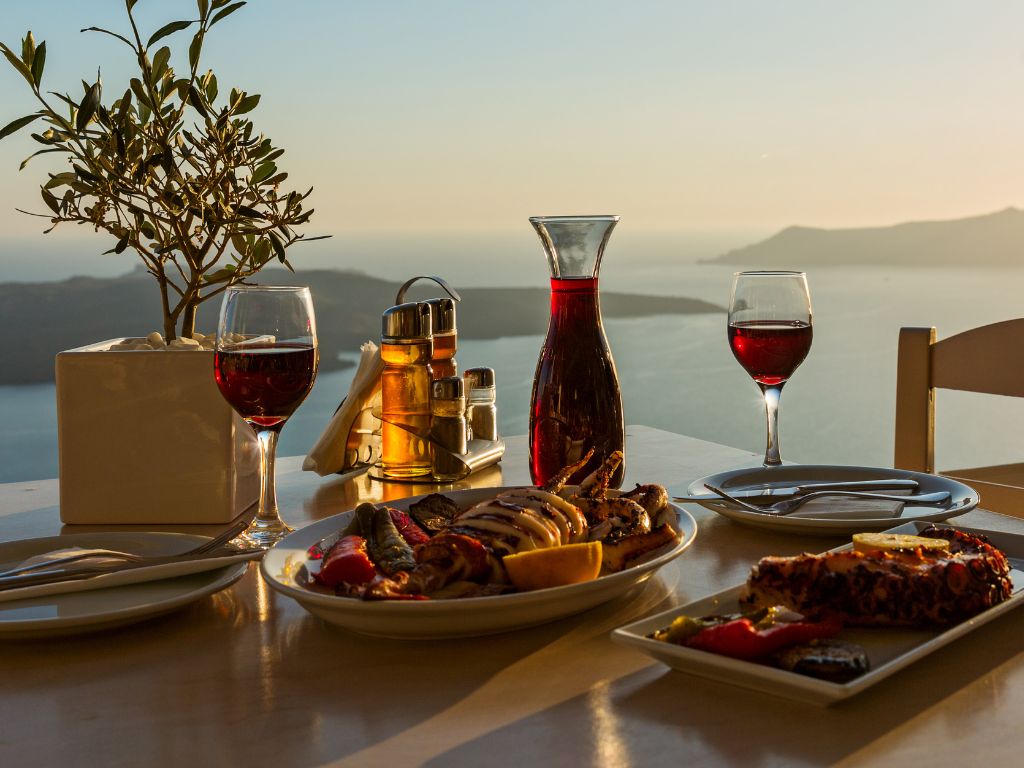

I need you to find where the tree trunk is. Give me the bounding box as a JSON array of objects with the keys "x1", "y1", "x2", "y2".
[
  {"x1": 180, "y1": 299, "x2": 198, "y2": 339},
  {"x1": 158, "y1": 272, "x2": 177, "y2": 341}
]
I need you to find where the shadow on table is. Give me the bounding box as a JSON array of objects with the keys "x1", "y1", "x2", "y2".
[
  {"x1": 302, "y1": 464, "x2": 506, "y2": 522},
  {"x1": 423, "y1": 607, "x2": 1024, "y2": 767},
  {"x1": 0, "y1": 569, "x2": 680, "y2": 766},
  {"x1": 273, "y1": 574, "x2": 680, "y2": 761}
]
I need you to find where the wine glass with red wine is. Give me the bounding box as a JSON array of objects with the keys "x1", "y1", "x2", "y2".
[
  {"x1": 214, "y1": 285, "x2": 318, "y2": 547},
  {"x1": 728, "y1": 271, "x2": 812, "y2": 467}
]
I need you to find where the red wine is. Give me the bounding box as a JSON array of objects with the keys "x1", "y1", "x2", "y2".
[
  {"x1": 530, "y1": 277, "x2": 624, "y2": 488},
  {"x1": 215, "y1": 343, "x2": 317, "y2": 428},
  {"x1": 728, "y1": 321, "x2": 812, "y2": 386}
]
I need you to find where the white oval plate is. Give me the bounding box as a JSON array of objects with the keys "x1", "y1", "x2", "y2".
[
  {"x1": 0, "y1": 532, "x2": 248, "y2": 639},
  {"x1": 261, "y1": 487, "x2": 697, "y2": 639},
  {"x1": 686, "y1": 465, "x2": 978, "y2": 536}
]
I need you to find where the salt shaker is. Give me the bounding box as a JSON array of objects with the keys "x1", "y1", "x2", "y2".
[
  {"x1": 464, "y1": 367, "x2": 498, "y2": 441},
  {"x1": 429, "y1": 377, "x2": 468, "y2": 481}
]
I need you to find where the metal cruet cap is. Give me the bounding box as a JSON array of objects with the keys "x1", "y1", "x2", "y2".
[
  {"x1": 427, "y1": 297, "x2": 456, "y2": 334},
  {"x1": 463, "y1": 367, "x2": 495, "y2": 389},
  {"x1": 382, "y1": 302, "x2": 433, "y2": 342},
  {"x1": 431, "y1": 376, "x2": 464, "y2": 401}
]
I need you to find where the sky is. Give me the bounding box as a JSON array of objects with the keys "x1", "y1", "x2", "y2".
[{"x1": 1, "y1": 0, "x2": 1024, "y2": 281}]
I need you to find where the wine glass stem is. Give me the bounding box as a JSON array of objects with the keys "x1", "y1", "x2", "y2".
[
  {"x1": 256, "y1": 427, "x2": 283, "y2": 526},
  {"x1": 759, "y1": 383, "x2": 784, "y2": 466}
]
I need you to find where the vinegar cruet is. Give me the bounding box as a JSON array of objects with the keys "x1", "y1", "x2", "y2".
[
  {"x1": 380, "y1": 301, "x2": 433, "y2": 479},
  {"x1": 528, "y1": 215, "x2": 624, "y2": 488}
]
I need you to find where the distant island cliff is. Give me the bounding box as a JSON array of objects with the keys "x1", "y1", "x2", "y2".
[
  {"x1": 0, "y1": 268, "x2": 722, "y2": 385},
  {"x1": 706, "y1": 207, "x2": 1024, "y2": 267}
]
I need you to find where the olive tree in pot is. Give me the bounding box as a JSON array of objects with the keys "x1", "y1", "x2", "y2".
[{"x1": 0, "y1": 0, "x2": 327, "y2": 523}]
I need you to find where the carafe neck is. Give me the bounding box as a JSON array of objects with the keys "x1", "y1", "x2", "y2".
[{"x1": 530, "y1": 216, "x2": 619, "y2": 279}]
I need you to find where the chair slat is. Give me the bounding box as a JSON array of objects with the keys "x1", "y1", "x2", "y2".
[
  {"x1": 894, "y1": 327, "x2": 935, "y2": 472},
  {"x1": 932, "y1": 318, "x2": 1024, "y2": 396}
]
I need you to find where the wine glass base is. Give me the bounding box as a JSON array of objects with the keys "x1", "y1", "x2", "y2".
[{"x1": 233, "y1": 518, "x2": 295, "y2": 549}]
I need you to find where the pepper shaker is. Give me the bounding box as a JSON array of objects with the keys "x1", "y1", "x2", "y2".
[
  {"x1": 429, "y1": 376, "x2": 468, "y2": 481},
  {"x1": 464, "y1": 367, "x2": 498, "y2": 441}
]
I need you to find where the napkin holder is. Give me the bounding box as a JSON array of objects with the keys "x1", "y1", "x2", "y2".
[
  {"x1": 366, "y1": 415, "x2": 505, "y2": 481},
  {"x1": 341, "y1": 387, "x2": 383, "y2": 470},
  {"x1": 303, "y1": 341, "x2": 504, "y2": 480}
]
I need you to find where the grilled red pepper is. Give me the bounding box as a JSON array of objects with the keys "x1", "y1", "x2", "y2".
[
  {"x1": 685, "y1": 615, "x2": 842, "y2": 660},
  {"x1": 314, "y1": 535, "x2": 377, "y2": 588},
  {"x1": 388, "y1": 509, "x2": 431, "y2": 547}
]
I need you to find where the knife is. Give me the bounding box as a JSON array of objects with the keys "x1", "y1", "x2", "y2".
[
  {"x1": 0, "y1": 548, "x2": 264, "y2": 593},
  {"x1": 674, "y1": 478, "x2": 920, "y2": 503}
]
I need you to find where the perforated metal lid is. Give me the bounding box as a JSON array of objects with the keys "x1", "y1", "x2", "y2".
[
  {"x1": 464, "y1": 367, "x2": 495, "y2": 389},
  {"x1": 431, "y1": 376, "x2": 464, "y2": 400},
  {"x1": 382, "y1": 302, "x2": 432, "y2": 342},
  {"x1": 427, "y1": 297, "x2": 456, "y2": 334}
]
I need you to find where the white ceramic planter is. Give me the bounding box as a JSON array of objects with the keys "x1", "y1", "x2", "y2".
[{"x1": 56, "y1": 339, "x2": 260, "y2": 524}]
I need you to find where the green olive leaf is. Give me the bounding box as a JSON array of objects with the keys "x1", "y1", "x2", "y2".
[
  {"x1": 152, "y1": 46, "x2": 170, "y2": 79},
  {"x1": 76, "y1": 81, "x2": 101, "y2": 130},
  {"x1": 0, "y1": 113, "x2": 40, "y2": 140},
  {"x1": 210, "y1": 2, "x2": 246, "y2": 27},
  {"x1": 147, "y1": 20, "x2": 196, "y2": 49},
  {"x1": 187, "y1": 84, "x2": 208, "y2": 117},
  {"x1": 250, "y1": 161, "x2": 276, "y2": 184},
  {"x1": 22, "y1": 32, "x2": 35, "y2": 68},
  {"x1": 234, "y1": 93, "x2": 259, "y2": 115},
  {"x1": 188, "y1": 31, "x2": 204, "y2": 70},
  {"x1": 30, "y1": 40, "x2": 45, "y2": 86},
  {"x1": 0, "y1": 42, "x2": 36, "y2": 87},
  {"x1": 268, "y1": 230, "x2": 286, "y2": 261},
  {"x1": 40, "y1": 187, "x2": 60, "y2": 214}
]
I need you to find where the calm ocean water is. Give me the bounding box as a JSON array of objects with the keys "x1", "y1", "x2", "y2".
[{"x1": 3, "y1": 259, "x2": 1024, "y2": 483}]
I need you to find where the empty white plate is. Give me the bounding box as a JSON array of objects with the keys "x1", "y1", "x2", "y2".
[{"x1": 685, "y1": 465, "x2": 978, "y2": 535}]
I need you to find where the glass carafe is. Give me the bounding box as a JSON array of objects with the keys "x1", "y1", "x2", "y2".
[{"x1": 528, "y1": 215, "x2": 624, "y2": 488}]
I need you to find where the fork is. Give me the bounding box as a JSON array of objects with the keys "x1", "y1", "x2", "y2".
[
  {"x1": 703, "y1": 484, "x2": 953, "y2": 517},
  {"x1": 0, "y1": 501, "x2": 259, "y2": 580}
]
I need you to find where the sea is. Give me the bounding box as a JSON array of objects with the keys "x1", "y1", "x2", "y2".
[{"x1": 3, "y1": 235, "x2": 1024, "y2": 484}]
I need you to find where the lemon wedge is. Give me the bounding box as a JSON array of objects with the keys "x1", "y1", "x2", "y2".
[
  {"x1": 503, "y1": 542, "x2": 603, "y2": 591},
  {"x1": 852, "y1": 532, "x2": 950, "y2": 556}
]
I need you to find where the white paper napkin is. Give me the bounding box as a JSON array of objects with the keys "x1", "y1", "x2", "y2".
[
  {"x1": 303, "y1": 341, "x2": 384, "y2": 476},
  {"x1": 785, "y1": 499, "x2": 906, "y2": 520}
]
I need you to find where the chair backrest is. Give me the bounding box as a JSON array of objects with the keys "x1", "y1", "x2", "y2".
[{"x1": 894, "y1": 319, "x2": 1024, "y2": 516}]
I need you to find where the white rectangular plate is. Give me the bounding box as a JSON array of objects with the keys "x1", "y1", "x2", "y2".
[{"x1": 611, "y1": 522, "x2": 1024, "y2": 705}]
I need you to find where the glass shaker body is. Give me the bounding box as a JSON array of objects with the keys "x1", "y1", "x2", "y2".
[
  {"x1": 380, "y1": 301, "x2": 434, "y2": 479},
  {"x1": 428, "y1": 297, "x2": 457, "y2": 380},
  {"x1": 431, "y1": 330, "x2": 457, "y2": 379},
  {"x1": 429, "y1": 377, "x2": 468, "y2": 482},
  {"x1": 464, "y1": 367, "x2": 498, "y2": 441}
]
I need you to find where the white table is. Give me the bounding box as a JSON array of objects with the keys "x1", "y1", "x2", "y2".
[{"x1": 1, "y1": 426, "x2": 1022, "y2": 767}]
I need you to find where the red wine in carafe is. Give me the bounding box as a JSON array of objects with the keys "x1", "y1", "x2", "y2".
[
  {"x1": 728, "y1": 321, "x2": 812, "y2": 386},
  {"x1": 214, "y1": 343, "x2": 317, "y2": 428},
  {"x1": 529, "y1": 277, "x2": 624, "y2": 488}
]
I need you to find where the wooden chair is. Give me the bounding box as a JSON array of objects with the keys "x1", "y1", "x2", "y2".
[{"x1": 894, "y1": 319, "x2": 1024, "y2": 517}]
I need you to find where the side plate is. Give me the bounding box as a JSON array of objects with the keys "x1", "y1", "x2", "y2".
[
  {"x1": 684, "y1": 465, "x2": 978, "y2": 536},
  {"x1": 612, "y1": 521, "x2": 1024, "y2": 705}
]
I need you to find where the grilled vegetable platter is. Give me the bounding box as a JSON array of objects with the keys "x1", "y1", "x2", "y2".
[{"x1": 260, "y1": 451, "x2": 698, "y2": 639}]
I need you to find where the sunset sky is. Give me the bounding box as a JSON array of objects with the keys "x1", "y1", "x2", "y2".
[{"x1": 1, "y1": 0, "x2": 1023, "y2": 278}]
